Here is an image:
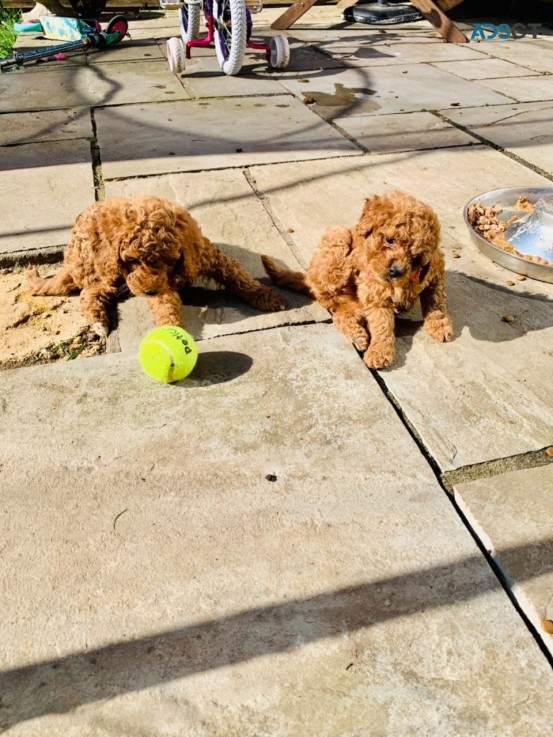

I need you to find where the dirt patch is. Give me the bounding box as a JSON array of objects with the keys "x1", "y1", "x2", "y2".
[{"x1": 0, "y1": 264, "x2": 105, "y2": 370}]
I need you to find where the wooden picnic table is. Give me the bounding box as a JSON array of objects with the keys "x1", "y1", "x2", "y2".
[{"x1": 271, "y1": 0, "x2": 468, "y2": 44}]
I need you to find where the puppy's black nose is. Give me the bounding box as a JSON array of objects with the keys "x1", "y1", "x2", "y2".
[
  {"x1": 387, "y1": 264, "x2": 404, "y2": 279},
  {"x1": 144, "y1": 289, "x2": 158, "y2": 296}
]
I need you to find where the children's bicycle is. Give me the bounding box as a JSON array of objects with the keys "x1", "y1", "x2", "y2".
[{"x1": 162, "y1": 0, "x2": 290, "y2": 76}]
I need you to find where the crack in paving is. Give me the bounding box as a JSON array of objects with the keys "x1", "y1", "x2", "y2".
[
  {"x1": 243, "y1": 167, "x2": 309, "y2": 270},
  {"x1": 90, "y1": 109, "x2": 104, "y2": 200},
  {"x1": 368, "y1": 364, "x2": 553, "y2": 667}
]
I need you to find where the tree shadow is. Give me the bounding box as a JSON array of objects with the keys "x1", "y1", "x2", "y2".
[{"x1": 0, "y1": 537, "x2": 551, "y2": 731}]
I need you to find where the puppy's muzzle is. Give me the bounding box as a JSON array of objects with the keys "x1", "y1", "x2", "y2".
[{"x1": 387, "y1": 264, "x2": 404, "y2": 279}]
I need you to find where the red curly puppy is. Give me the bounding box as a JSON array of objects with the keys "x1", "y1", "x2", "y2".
[
  {"x1": 26, "y1": 195, "x2": 286, "y2": 336},
  {"x1": 262, "y1": 191, "x2": 453, "y2": 369}
]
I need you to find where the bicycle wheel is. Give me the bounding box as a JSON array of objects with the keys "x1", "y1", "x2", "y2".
[
  {"x1": 179, "y1": 2, "x2": 201, "y2": 43},
  {"x1": 213, "y1": 0, "x2": 247, "y2": 76}
]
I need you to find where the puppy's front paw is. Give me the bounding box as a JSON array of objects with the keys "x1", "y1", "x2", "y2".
[
  {"x1": 364, "y1": 344, "x2": 395, "y2": 370},
  {"x1": 91, "y1": 321, "x2": 109, "y2": 338},
  {"x1": 424, "y1": 313, "x2": 453, "y2": 342},
  {"x1": 351, "y1": 327, "x2": 369, "y2": 352}
]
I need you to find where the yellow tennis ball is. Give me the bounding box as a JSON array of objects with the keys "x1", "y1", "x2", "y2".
[{"x1": 139, "y1": 326, "x2": 198, "y2": 383}]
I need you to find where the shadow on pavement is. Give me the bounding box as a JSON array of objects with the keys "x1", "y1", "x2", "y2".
[{"x1": 1, "y1": 537, "x2": 551, "y2": 730}]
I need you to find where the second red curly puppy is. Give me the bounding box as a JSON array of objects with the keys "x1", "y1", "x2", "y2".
[
  {"x1": 26, "y1": 195, "x2": 286, "y2": 335},
  {"x1": 262, "y1": 191, "x2": 453, "y2": 369}
]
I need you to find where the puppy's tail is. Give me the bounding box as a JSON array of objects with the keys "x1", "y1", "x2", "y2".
[{"x1": 261, "y1": 255, "x2": 313, "y2": 297}]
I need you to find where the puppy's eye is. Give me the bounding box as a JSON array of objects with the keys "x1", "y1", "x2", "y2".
[{"x1": 384, "y1": 237, "x2": 395, "y2": 246}]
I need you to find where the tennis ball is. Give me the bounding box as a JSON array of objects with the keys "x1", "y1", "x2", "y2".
[{"x1": 139, "y1": 326, "x2": 198, "y2": 383}]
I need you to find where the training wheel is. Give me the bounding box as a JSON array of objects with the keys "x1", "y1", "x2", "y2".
[
  {"x1": 269, "y1": 35, "x2": 290, "y2": 70},
  {"x1": 166, "y1": 36, "x2": 186, "y2": 73}
]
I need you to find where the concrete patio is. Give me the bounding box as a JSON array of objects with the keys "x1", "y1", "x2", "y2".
[{"x1": 1, "y1": 4, "x2": 552, "y2": 735}]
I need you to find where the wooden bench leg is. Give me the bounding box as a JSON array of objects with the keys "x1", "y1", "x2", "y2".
[
  {"x1": 410, "y1": 0, "x2": 468, "y2": 43},
  {"x1": 271, "y1": 0, "x2": 468, "y2": 43},
  {"x1": 271, "y1": 0, "x2": 320, "y2": 31}
]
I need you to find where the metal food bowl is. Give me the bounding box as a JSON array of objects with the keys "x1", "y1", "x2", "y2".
[{"x1": 463, "y1": 187, "x2": 553, "y2": 284}]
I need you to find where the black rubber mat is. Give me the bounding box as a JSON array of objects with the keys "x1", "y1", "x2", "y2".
[{"x1": 343, "y1": 1, "x2": 424, "y2": 26}]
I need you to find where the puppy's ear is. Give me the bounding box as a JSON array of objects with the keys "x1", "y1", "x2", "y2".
[
  {"x1": 357, "y1": 195, "x2": 382, "y2": 238},
  {"x1": 172, "y1": 252, "x2": 185, "y2": 273},
  {"x1": 118, "y1": 245, "x2": 138, "y2": 276},
  {"x1": 412, "y1": 202, "x2": 441, "y2": 248}
]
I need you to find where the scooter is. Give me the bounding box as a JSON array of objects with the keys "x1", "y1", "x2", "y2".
[{"x1": 0, "y1": 15, "x2": 128, "y2": 72}]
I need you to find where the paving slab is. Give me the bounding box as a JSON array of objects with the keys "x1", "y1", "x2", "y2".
[
  {"x1": 124, "y1": 12, "x2": 181, "y2": 40},
  {"x1": 431, "y1": 57, "x2": 543, "y2": 80},
  {"x1": 284, "y1": 37, "x2": 485, "y2": 67},
  {"x1": 248, "y1": 149, "x2": 553, "y2": 469},
  {"x1": 0, "y1": 67, "x2": 101, "y2": 112},
  {"x1": 90, "y1": 38, "x2": 165, "y2": 64},
  {"x1": 0, "y1": 140, "x2": 94, "y2": 255},
  {"x1": 175, "y1": 54, "x2": 293, "y2": 98},
  {"x1": 476, "y1": 74, "x2": 553, "y2": 103},
  {"x1": 280, "y1": 64, "x2": 514, "y2": 120},
  {"x1": 334, "y1": 111, "x2": 477, "y2": 153},
  {"x1": 87, "y1": 60, "x2": 189, "y2": 105},
  {"x1": 124, "y1": 23, "x2": 180, "y2": 41},
  {"x1": 475, "y1": 37, "x2": 553, "y2": 74},
  {"x1": 443, "y1": 101, "x2": 553, "y2": 174},
  {"x1": 454, "y1": 464, "x2": 553, "y2": 656},
  {"x1": 0, "y1": 108, "x2": 92, "y2": 146},
  {"x1": 105, "y1": 169, "x2": 328, "y2": 349},
  {"x1": 265, "y1": 41, "x2": 345, "y2": 73},
  {"x1": 94, "y1": 96, "x2": 360, "y2": 179},
  {"x1": 177, "y1": 43, "x2": 341, "y2": 96},
  {"x1": 127, "y1": 12, "x2": 180, "y2": 31},
  {"x1": 287, "y1": 26, "x2": 444, "y2": 44},
  {"x1": 1, "y1": 325, "x2": 552, "y2": 735},
  {"x1": 0, "y1": 59, "x2": 187, "y2": 112}
]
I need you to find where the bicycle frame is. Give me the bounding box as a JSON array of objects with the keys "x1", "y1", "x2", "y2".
[
  {"x1": 186, "y1": 0, "x2": 271, "y2": 62},
  {"x1": 165, "y1": 1, "x2": 289, "y2": 76},
  {"x1": 186, "y1": 1, "x2": 215, "y2": 59}
]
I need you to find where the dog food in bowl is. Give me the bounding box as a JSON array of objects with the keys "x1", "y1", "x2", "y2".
[
  {"x1": 464, "y1": 187, "x2": 553, "y2": 283},
  {"x1": 467, "y1": 197, "x2": 552, "y2": 266}
]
